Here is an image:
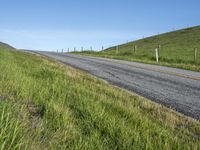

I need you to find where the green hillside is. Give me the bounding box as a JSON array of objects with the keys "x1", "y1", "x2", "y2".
[
  {"x1": 0, "y1": 42, "x2": 15, "y2": 50},
  {"x1": 0, "y1": 44, "x2": 200, "y2": 149},
  {"x1": 76, "y1": 26, "x2": 200, "y2": 71}
]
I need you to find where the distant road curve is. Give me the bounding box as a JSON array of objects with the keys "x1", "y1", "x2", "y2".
[{"x1": 29, "y1": 51, "x2": 200, "y2": 120}]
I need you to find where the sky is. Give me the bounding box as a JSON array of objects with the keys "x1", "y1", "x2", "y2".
[{"x1": 0, "y1": 0, "x2": 199, "y2": 51}]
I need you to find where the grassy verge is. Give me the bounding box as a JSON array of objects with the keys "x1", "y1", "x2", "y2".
[
  {"x1": 73, "y1": 26, "x2": 200, "y2": 72},
  {"x1": 0, "y1": 47, "x2": 200, "y2": 149},
  {"x1": 72, "y1": 50, "x2": 200, "y2": 72}
]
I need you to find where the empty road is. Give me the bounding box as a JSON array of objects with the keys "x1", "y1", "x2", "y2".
[{"x1": 31, "y1": 51, "x2": 200, "y2": 120}]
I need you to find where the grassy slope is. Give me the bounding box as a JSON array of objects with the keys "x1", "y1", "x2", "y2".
[
  {"x1": 0, "y1": 42, "x2": 16, "y2": 49},
  {"x1": 0, "y1": 46, "x2": 200, "y2": 150},
  {"x1": 75, "y1": 26, "x2": 200, "y2": 71}
]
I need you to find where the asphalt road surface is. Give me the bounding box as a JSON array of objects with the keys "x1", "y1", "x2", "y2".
[{"x1": 31, "y1": 51, "x2": 200, "y2": 120}]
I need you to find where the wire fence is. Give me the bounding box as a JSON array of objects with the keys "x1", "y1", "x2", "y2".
[{"x1": 105, "y1": 44, "x2": 200, "y2": 65}]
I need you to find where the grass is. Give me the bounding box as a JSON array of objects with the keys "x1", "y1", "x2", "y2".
[
  {"x1": 0, "y1": 45, "x2": 200, "y2": 149},
  {"x1": 74, "y1": 26, "x2": 200, "y2": 71}
]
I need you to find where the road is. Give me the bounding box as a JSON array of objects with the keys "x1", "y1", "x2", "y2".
[{"x1": 32, "y1": 51, "x2": 200, "y2": 120}]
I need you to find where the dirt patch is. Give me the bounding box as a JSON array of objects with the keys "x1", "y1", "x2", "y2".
[
  {"x1": 0, "y1": 94, "x2": 8, "y2": 101},
  {"x1": 27, "y1": 102, "x2": 46, "y2": 129},
  {"x1": 0, "y1": 96, "x2": 5, "y2": 101}
]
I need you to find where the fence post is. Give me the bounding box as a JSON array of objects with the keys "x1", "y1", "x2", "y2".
[
  {"x1": 116, "y1": 45, "x2": 119, "y2": 54},
  {"x1": 134, "y1": 45, "x2": 137, "y2": 54},
  {"x1": 194, "y1": 48, "x2": 197, "y2": 62},
  {"x1": 155, "y1": 48, "x2": 159, "y2": 63}
]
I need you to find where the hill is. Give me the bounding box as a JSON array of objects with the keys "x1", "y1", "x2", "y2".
[
  {"x1": 76, "y1": 26, "x2": 200, "y2": 71},
  {"x1": 106, "y1": 25, "x2": 200, "y2": 54},
  {"x1": 0, "y1": 42, "x2": 15, "y2": 49}
]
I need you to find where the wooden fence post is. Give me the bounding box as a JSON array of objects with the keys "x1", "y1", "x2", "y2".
[
  {"x1": 194, "y1": 48, "x2": 197, "y2": 62},
  {"x1": 155, "y1": 48, "x2": 159, "y2": 63},
  {"x1": 116, "y1": 45, "x2": 119, "y2": 54},
  {"x1": 134, "y1": 45, "x2": 137, "y2": 54}
]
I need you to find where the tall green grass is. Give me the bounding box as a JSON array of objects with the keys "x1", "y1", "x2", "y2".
[
  {"x1": 75, "y1": 26, "x2": 200, "y2": 71},
  {"x1": 0, "y1": 47, "x2": 200, "y2": 149}
]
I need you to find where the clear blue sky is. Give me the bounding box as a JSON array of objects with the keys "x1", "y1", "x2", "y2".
[{"x1": 0, "y1": 0, "x2": 199, "y2": 51}]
